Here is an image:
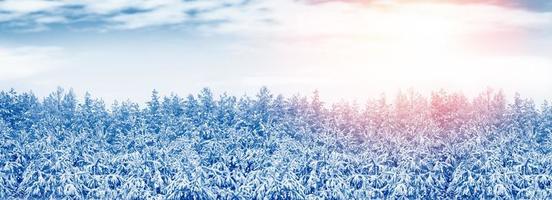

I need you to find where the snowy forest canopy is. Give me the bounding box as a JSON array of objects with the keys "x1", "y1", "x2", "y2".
[{"x1": 0, "y1": 87, "x2": 551, "y2": 199}]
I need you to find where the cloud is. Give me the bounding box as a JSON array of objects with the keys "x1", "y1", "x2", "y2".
[
  {"x1": 0, "y1": 46, "x2": 64, "y2": 80},
  {"x1": 306, "y1": 0, "x2": 552, "y2": 11},
  {"x1": 0, "y1": 0, "x2": 550, "y2": 34},
  {"x1": 0, "y1": 0, "x2": 250, "y2": 31},
  {"x1": 110, "y1": 5, "x2": 187, "y2": 29},
  {"x1": 205, "y1": 1, "x2": 552, "y2": 37},
  {"x1": 0, "y1": 0, "x2": 62, "y2": 14}
]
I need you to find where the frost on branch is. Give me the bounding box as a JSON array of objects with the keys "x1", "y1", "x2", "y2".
[{"x1": 0, "y1": 87, "x2": 551, "y2": 199}]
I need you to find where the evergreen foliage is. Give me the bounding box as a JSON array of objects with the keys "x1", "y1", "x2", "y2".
[{"x1": 0, "y1": 87, "x2": 551, "y2": 199}]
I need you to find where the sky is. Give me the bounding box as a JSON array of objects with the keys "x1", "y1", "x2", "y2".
[{"x1": 0, "y1": 0, "x2": 551, "y2": 104}]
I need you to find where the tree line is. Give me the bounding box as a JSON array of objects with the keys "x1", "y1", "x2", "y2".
[{"x1": 0, "y1": 87, "x2": 551, "y2": 199}]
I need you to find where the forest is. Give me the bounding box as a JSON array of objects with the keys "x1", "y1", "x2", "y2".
[{"x1": 0, "y1": 87, "x2": 551, "y2": 199}]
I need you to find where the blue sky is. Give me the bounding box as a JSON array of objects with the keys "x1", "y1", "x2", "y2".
[{"x1": 1, "y1": 0, "x2": 551, "y2": 103}]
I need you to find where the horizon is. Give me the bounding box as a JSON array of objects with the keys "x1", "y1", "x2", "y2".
[{"x1": 1, "y1": 86, "x2": 548, "y2": 110}]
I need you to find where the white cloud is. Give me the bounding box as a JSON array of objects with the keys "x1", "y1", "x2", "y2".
[
  {"x1": 103, "y1": 0, "x2": 249, "y2": 29},
  {"x1": 0, "y1": 0, "x2": 249, "y2": 30},
  {"x1": 109, "y1": 1, "x2": 189, "y2": 29},
  {"x1": 0, "y1": 46, "x2": 64, "y2": 80},
  {"x1": 71, "y1": 0, "x2": 145, "y2": 15},
  {"x1": 0, "y1": 0, "x2": 550, "y2": 32},
  {"x1": 0, "y1": 0, "x2": 62, "y2": 14},
  {"x1": 205, "y1": 1, "x2": 552, "y2": 37},
  {"x1": 203, "y1": 1, "x2": 552, "y2": 102},
  {"x1": 0, "y1": 0, "x2": 63, "y2": 24}
]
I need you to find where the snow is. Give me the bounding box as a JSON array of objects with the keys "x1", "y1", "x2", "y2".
[{"x1": 0, "y1": 87, "x2": 551, "y2": 199}]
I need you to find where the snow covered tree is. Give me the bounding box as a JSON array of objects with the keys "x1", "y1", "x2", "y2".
[{"x1": 0, "y1": 87, "x2": 549, "y2": 199}]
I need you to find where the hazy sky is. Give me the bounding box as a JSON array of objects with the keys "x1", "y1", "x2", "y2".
[{"x1": 1, "y1": 0, "x2": 551, "y2": 104}]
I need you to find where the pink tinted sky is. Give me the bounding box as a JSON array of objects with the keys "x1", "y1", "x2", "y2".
[{"x1": 0, "y1": 0, "x2": 551, "y2": 103}]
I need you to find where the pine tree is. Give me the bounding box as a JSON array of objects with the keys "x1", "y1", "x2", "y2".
[{"x1": 146, "y1": 89, "x2": 162, "y2": 134}]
